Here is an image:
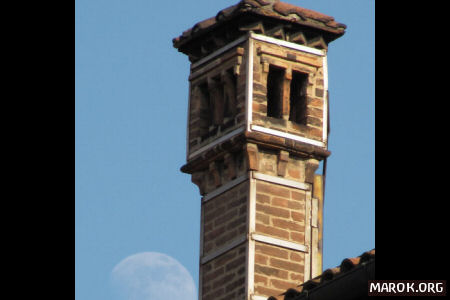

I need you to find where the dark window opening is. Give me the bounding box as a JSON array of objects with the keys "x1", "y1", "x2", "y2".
[
  {"x1": 289, "y1": 70, "x2": 308, "y2": 125},
  {"x1": 267, "y1": 65, "x2": 285, "y2": 119},
  {"x1": 197, "y1": 82, "x2": 212, "y2": 140},
  {"x1": 208, "y1": 75, "x2": 224, "y2": 126},
  {"x1": 223, "y1": 69, "x2": 237, "y2": 120}
]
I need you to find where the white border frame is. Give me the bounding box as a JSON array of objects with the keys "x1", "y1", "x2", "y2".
[
  {"x1": 246, "y1": 33, "x2": 328, "y2": 150},
  {"x1": 200, "y1": 235, "x2": 247, "y2": 264},
  {"x1": 246, "y1": 171, "x2": 257, "y2": 299},
  {"x1": 251, "y1": 125, "x2": 325, "y2": 148},
  {"x1": 251, "y1": 233, "x2": 308, "y2": 253},
  {"x1": 322, "y1": 55, "x2": 329, "y2": 144},
  {"x1": 253, "y1": 172, "x2": 310, "y2": 190},
  {"x1": 246, "y1": 37, "x2": 254, "y2": 132}
]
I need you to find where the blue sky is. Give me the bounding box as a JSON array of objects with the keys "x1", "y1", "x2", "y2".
[{"x1": 75, "y1": 0, "x2": 374, "y2": 299}]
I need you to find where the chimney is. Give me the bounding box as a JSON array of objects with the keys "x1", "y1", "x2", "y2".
[{"x1": 173, "y1": 1, "x2": 346, "y2": 299}]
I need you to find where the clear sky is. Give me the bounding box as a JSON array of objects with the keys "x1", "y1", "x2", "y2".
[{"x1": 75, "y1": 0, "x2": 374, "y2": 299}]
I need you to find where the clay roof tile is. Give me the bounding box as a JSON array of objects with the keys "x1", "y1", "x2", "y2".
[
  {"x1": 173, "y1": 0, "x2": 346, "y2": 50},
  {"x1": 340, "y1": 256, "x2": 362, "y2": 272},
  {"x1": 266, "y1": 249, "x2": 375, "y2": 300},
  {"x1": 321, "y1": 266, "x2": 341, "y2": 282},
  {"x1": 273, "y1": 1, "x2": 333, "y2": 23}
]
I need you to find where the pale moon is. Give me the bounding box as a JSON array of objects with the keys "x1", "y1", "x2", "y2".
[{"x1": 110, "y1": 252, "x2": 197, "y2": 300}]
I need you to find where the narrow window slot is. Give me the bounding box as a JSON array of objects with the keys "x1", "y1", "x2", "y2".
[
  {"x1": 289, "y1": 71, "x2": 308, "y2": 125},
  {"x1": 267, "y1": 65, "x2": 285, "y2": 119},
  {"x1": 222, "y1": 69, "x2": 236, "y2": 120},
  {"x1": 198, "y1": 82, "x2": 212, "y2": 140}
]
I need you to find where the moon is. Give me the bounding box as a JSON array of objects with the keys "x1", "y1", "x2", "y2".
[{"x1": 110, "y1": 252, "x2": 197, "y2": 300}]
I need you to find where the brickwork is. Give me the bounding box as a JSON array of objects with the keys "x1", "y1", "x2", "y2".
[
  {"x1": 202, "y1": 243, "x2": 247, "y2": 300},
  {"x1": 187, "y1": 40, "x2": 323, "y2": 296},
  {"x1": 252, "y1": 177, "x2": 308, "y2": 299},
  {"x1": 197, "y1": 144, "x2": 316, "y2": 300},
  {"x1": 254, "y1": 180, "x2": 306, "y2": 244},
  {"x1": 188, "y1": 46, "x2": 247, "y2": 155},
  {"x1": 202, "y1": 181, "x2": 248, "y2": 255},
  {"x1": 254, "y1": 242, "x2": 305, "y2": 299},
  {"x1": 257, "y1": 148, "x2": 307, "y2": 182},
  {"x1": 200, "y1": 179, "x2": 249, "y2": 300},
  {"x1": 181, "y1": 21, "x2": 329, "y2": 300},
  {"x1": 251, "y1": 40, "x2": 325, "y2": 141}
]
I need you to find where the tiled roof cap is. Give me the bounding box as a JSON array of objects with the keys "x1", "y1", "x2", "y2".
[{"x1": 173, "y1": 0, "x2": 346, "y2": 49}]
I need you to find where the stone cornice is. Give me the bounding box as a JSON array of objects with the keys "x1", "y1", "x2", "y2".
[{"x1": 180, "y1": 129, "x2": 330, "y2": 174}]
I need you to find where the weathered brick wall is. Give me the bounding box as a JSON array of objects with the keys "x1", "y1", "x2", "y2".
[
  {"x1": 197, "y1": 145, "x2": 318, "y2": 300},
  {"x1": 257, "y1": 148, "x2": 307, "y2": 182},
  {"x1": 251, "y1": 40, "x2": 325, "y2": 141},
  {"x1": 202, "y1": 244, "x2": 247, "y2": 300},
  {"x1": 255, "y1": 180, "x2": 306, "y2": 245},
  {"x1": 254, "y1": 242, "x2": 305, "y2": 298},
  {"x1": 253, "y1": 179, "x2": 307, "y2": 298},
  {"x1": 202, "y1": 181, "x2": 248, "y2": 255},
  {"x1": 187, "y1": 37, "x2": 325, "y2": 300},
  {"x1": 188, "y1": 45, "x2": 248, "y2": 155},
  {"x1": 201, "y1": 180, "x2": 249, "y2": 300},
  {"x1": 247, "y1": 145, "x2": 316, "y2": 299},
  {"x1": 196, "y1": 148, "x2": 319, "y2": 299}
]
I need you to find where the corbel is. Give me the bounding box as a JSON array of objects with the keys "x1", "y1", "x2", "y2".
[
  {"x1": 305, "y1": 159, "x2": 320, "y2": 183},
  {"x1": 244, "y1": 143, "x2": 259, "y2": 171},
  {"x1": 289, "y1": 31, "x2": 307, "y2": 45},
  {"x1": 307, "y1": 36, "x2": 328, "y2": 50},
  {"x1": 266, "y1": 25, "x2": 285, "y2": 40},
  {"x1": 277, "y1": 150, "x2": 289, "y2": 176},
  {"x1": 239, "y1": 21, "x2": 265, "y2": 34},
  {"x1": 192, "y1": 171, "x2": 206, "y2": 195}
]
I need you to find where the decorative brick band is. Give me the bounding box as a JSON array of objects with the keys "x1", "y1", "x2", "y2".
[{"x1": 253, "y1": 172, "x2": 311, "y2": 191}]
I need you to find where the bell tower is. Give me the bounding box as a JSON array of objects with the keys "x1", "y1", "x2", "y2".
[{"x1": 173, "y1": 1, "x2": 346, "y2": 299}]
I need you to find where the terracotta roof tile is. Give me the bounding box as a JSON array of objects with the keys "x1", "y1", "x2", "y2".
[
  {"x1": 269, "y1": 248, "x2": 375, "y2": 300},
  {"x1": 173, "y1": 0, "x2": 346, "y2": 50},
  {"x1": 340, "y1": 256, "x2": 361, "y2": 272},
  {"x1": 272, "y1": 2, "x2": 334, "y2": 23},
  {"x1": 320, "y1": 266, "x2": 340, "y2": 282}
]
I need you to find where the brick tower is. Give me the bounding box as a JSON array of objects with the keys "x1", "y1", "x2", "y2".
[{"x1": 173, "y1": 1, "x2": 345, "y2": 299}]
